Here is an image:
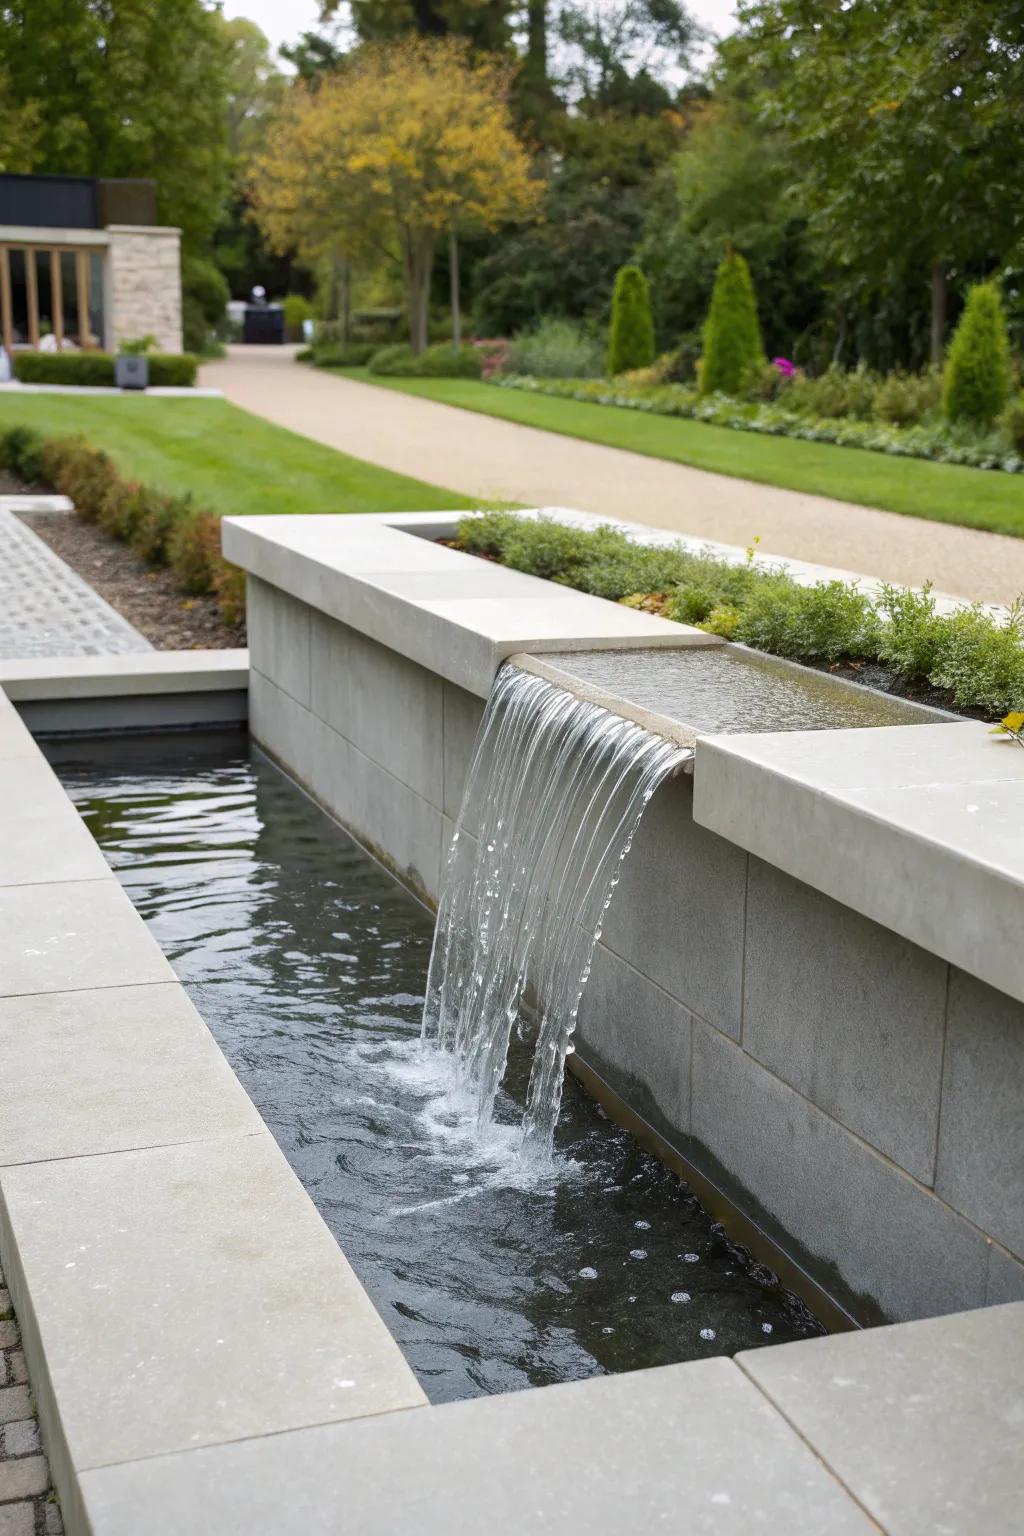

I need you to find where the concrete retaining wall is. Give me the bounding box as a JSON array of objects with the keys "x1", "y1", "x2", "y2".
[{"x1": 249, "y1": 573, "x2": 1024, "y2": 1327}]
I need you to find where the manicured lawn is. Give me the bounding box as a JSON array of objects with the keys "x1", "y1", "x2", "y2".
[
  {"x1": 0, "y1": 393, "x2": 472, "y2": 517},
  {"x1": 340, "y1": 370, "x2": 1024, "y2": 539}
]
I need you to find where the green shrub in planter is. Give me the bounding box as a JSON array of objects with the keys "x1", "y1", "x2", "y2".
[
  {"x1": 130, "y1": 489, "x2": 187, "y2": 564},
  {"x1": 12, "y1": 351, "x2": 197, "y2": 388},
  {"x1": 607, "y1": 266, "x2": 655, "y2": 376},
  {"x1": 944, "y1": 281, "x2": 1011, "y2": 427},
  {"x1": 700, "y1": 252, "x2": 765, "y2": 396}
]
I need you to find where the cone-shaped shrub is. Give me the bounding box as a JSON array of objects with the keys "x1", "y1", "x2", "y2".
[
  {"x1": 607, "y1": 265, "x2": 656, "y2": 375},
  {"x1": 944, "y1": 281, "x2": 1010, "y2": 427},
  {"x1": 700, "y1": 251, "x2": 764, "y2": 396}
]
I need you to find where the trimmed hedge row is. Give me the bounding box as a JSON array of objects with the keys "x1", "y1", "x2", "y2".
[
  {"x1": 0, "y1": 424, "x2": 244, "y2": 624},
  {"x1": 497, "y1": 374, "x2": 1024, "y2": 475},
  {"x1": 12, "y1": 351, "x2": 199, "y2": 388}
]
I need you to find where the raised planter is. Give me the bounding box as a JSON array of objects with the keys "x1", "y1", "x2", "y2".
[{"x1": 225, "y1": 506, "x2": 1024, "y2": 1326}]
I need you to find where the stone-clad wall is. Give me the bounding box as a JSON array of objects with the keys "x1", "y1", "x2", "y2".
[
  {"x1": 107, "y1": 225, "x2": 182, "y2": 353},
  {"x1": 248, "y1": 576, "x2": 1024, "y2": 1327}
]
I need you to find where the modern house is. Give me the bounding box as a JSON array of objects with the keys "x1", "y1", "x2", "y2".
[{"x1": 0, "y1": 173, "x2": 183, "y2": 356}]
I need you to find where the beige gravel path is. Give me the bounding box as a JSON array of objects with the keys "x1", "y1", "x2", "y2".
[{"x1": 202, "y1": 347, "x2": 1024, "y2": 607}]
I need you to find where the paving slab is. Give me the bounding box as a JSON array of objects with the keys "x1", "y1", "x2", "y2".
[
  {"x1": 0, "y1": 983, "x2": 261, "y2": 1167},
  {"x1": 78, "y1": 1357, "x2": 874, "y2": 1535},
  {"x1": 0, "y1": 509, "x2": 150, "y2": 660},
  {"x1": 0, "y1": 879, "x2": 174, "y2": 998},
  {"x1": 0, "y1": 1133, "x2": 425, "y2": 1474},
  {"x1": 738, "y1": 1301, "x2": 1024, "y2": 1535},
  {"x1": 0, "y1": 759, "x2": 112, "y2": 888}
]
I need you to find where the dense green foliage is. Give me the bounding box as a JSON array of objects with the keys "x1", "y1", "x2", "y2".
[
  {"x1": 13, "y1": 353, "x2": 199, "y2": 388},
  {"x1": 367, "y1": 341, "x2": 484, "y2": 378},
  {"x1": 700, "y1": 252, "x2": 764, "y2": 395},
  {"x1": 0, "y1": 0, "x2": 230, "y2": 248},
  {"x1": 507, "y1": 318, "x2": 605, "y2": 379},
  {"x1": 607, "y1": 266, "x2": 655, "y2": 375},
  {"x1": 944, "y1": 283, "x2": 1011, "y2": 427},
  {"x1": 456, "y1": 513, "x2": 1024, "y2": 714}
]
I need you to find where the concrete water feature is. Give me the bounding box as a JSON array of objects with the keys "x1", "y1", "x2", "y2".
[{"x1": 0, "y1": 512, "x2": 1022, "y2": 1532}]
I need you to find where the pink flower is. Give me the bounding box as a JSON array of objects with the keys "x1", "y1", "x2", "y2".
[{"x1": 772, "y1": 356, "x2": 795, "y2": 377}]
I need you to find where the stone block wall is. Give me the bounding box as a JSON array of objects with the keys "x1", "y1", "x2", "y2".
[
  {"x1": 107, "y1": 226, "x2": 183, "y2": 353},
  {"x1": 248, "y1": 576, "x2": 1024, "y2": 1327}
]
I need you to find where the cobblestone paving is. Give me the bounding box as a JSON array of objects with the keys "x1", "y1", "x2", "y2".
[
  {"x1": 0, "y1": 1259, "x2": 62, "y2": 1535},
  {"x1": 0, "y1": 502, "x2": 152, "y2": 660}
]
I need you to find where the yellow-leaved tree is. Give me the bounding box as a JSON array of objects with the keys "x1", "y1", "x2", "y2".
[{"x1": 252, "y1": 38, "x2": 542, "y2": 352}]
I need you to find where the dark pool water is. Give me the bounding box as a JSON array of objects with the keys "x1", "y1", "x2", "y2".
[{"x1": 49, "y1": 730, "x2": 823, "y2": 1403}]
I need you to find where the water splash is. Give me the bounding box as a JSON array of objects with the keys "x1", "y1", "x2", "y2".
[{"x1": 422, "y1": 664, "x2": 690, "y2": 1156}]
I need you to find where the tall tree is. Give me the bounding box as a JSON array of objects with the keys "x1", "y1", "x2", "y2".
[
  {"x1": 556, "y1": 0, "x2": 698, "y2": 111},
  {"x1": 730, "y1": 0, "x2": 1024, "y2": 362},
  {"x1": 253, "y1": 38, "x2": 542, "y2": 351},
  {"x1": 0, "y1": 0, "x2": 231, "y2": 249}
]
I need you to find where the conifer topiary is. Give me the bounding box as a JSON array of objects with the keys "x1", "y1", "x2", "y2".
[
  {"x1": 607, "y1": 265, "x2": 656, "y2": 375},
  {"x1": 700, "y1": 251, "x2": 765, "y2": 396},
  {"x1": 944, "y1": 281, "x2": 1011, "y2": 427}
]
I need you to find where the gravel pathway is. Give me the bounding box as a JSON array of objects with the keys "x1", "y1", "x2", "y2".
[
  {"x1": 0, "y1": 501, "x2": 152, "y2": 661},
  {"x1": 202, "y1": 346, "x2": 1024, "y2": 608}
]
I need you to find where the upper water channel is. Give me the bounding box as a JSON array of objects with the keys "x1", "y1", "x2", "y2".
[{"x1": 49, "y1": 729, "x2": 823, "y2": 1404}]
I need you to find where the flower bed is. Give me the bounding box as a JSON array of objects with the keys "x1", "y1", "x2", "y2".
[
  {"x1": 0, "y1": 423, "x2": 243, "y2": 624},
  {"x1": 455, "y1": 512, "x2": 1024, "y2": 718},
  {"x1": 496, "y1": 375, "x2": 1024, "y2": 475}
]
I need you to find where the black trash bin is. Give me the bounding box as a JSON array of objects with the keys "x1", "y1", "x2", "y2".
[{"x1": 242, "y1": 305, "x2": 285, "y2": 344}]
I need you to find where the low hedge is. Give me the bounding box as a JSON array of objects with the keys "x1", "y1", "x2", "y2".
[
  {"x1": 368, "y1": 341, "x2": 484, "y2": 378},
  {"x1": 0, "y1": 423, "x2": 243, "y2": 624},
  {"x1": 456, "y1": 512, "x2": 1024, "y2": 718},
  {"x1": 498, "y1": 375, "x2": 1024, "y2": 475},
  {"x1": 13, "y1": 351, "x2": 199, "y2": 388}
]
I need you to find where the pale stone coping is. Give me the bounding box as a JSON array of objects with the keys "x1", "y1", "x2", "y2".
[
  {"x1": 0, "y1": 495, "x2": 73, "y2": 513},
  {"x1": 0, "y1": 226, "x2": 109, "y2": 247},
  {"x1": 0, "y1": 648, "x2": 249, "y2": 700},
  {"x1": 77, "y1": 1304, "x2": 1024, "y2": 1536},
  {"x1": 0, "y1": 691, "x2": 426, "y2": 1533},
  {"x1": 222, "y1": 512, "x2": 719, "y2": 700},
  {"x1": 693, "y1": 723, "x2": 1024, "y2": 1007},
  {"x1": 105, "y1": 225, "x2": 182, "y2": 237}
]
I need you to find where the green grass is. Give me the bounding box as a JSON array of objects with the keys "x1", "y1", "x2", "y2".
[
  {"x1": 0, "y1": 393, "x2": 472, "y2": 517},
  {"x1": 338, "y1": 369, "x2": 1024, "y2": 538}
]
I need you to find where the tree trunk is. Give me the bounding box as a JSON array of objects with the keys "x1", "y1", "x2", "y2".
[
  {"x1": 403, "y1": 229, "x2": 435, "y2": 354},
  {"x1": 527, "y1": 0, "x2": 547, "y2": 87},
  {"x1": 449, "y1": 230, "x2": 461, "y2": 349},
  {"x1": 340, "y1": 258, "x2": 351, "y2": 346},
  {"x1": 930, "y1": 261, "x2": 947, "y2": 367}
]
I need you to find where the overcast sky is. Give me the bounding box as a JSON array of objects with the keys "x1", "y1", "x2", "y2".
[{"x1": 220, "y1": 0, "x2": 739, "y2": 63}]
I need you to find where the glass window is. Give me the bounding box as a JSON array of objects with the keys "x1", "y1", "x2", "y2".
[
  {"x1": 60, "y1": 251, "x2": 80, "y2": 345},
  {"x1": 8, "y1": 249, "x2": 28, "y2": 345}
]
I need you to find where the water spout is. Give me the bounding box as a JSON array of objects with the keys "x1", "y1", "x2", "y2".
[{"x1": 423, "y1": 664, "x2": 690, "y2": 1155}]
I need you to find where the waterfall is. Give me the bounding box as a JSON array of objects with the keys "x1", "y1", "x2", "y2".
[{"x1": 422, "y1": 664, "x2": 690, "y2": 1156}]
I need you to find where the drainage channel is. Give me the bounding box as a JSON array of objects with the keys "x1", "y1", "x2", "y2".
[{"x1": 47, "y1": 728, "x2": 823, "y2": 1405}]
